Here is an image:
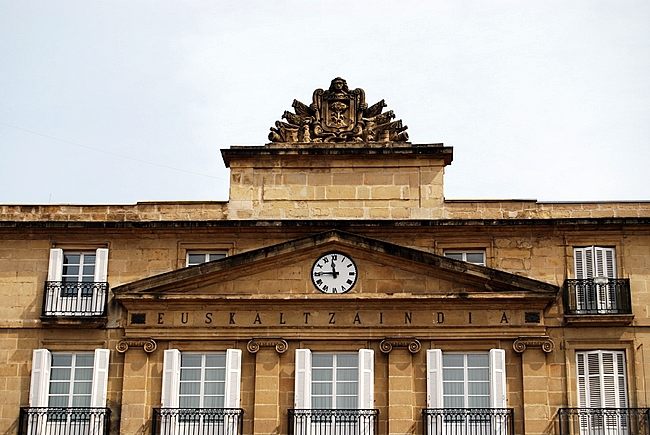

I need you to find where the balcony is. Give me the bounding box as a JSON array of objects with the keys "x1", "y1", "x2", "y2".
[
  {"x1": 563, "y1": 279, "x2": 633, "y2": 324},
  {"x1": 289, "y1": 409, "x2": 379, "y2": 435},
  {"x1": 19, "y1": 407, "x2": 111, "y2": 435},
  {"x1": 42, "y1": 281, "x2": 109, "y2": 318},
  {"x1": 558, "y1": 408, "x2": 650, "y2": 435},
  {"x1": 152, "y1": 408, "x2": 243, "y2": 435},
  {"x1": 422, "y1": 408, "x2": 514, "y2": 435}
]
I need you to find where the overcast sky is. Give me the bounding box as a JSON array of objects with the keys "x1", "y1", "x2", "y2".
[{"x1": 1, "y1": 1, "x2": 649, "y2": 205}]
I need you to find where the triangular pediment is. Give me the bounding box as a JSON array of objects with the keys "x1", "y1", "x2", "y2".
[{"x1": 113, "y1": 230, "x2": 558, "y2": 308}]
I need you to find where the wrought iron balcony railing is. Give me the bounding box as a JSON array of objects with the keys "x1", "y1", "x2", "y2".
[
  {"x1": 558, "y1": 408, "x2": 650, "y2": 435},
  {"x1": 19, "y1": 407, "x2": 111, "y2": 435},
  {"x1": 152, "y1": 408, "x2": 244, "y2": 435},
  {"x1": 423, "y1": 408, "x2": 514, "y2": 435},
  {"x1": 564, "y1": 279, "x2": 632, "y2": 315},
  {"x1": 42, "y1": 281, "x2": 109, "y2": 317},
  {"x1": 288, "y1": 409, "x2": 379, "y2": 435}
]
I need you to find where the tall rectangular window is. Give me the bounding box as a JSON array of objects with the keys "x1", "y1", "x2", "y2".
[
  {"x1": 576, "y1": 350, "x2": 628, "y2": 409},
  {"x1": 179, "y1": 354, "x2": 227, "y2": 409},
  {"x1": 312, "y1": 354, "x2": 359, "y2": 410},
  {"x1": 442, "y1": 354, "x2": 490, "y2": 409},
  {"x1": 48, "y1": 353, "x2": 94, "y2": 408}
]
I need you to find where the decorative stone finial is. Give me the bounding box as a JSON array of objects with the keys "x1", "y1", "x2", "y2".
[{"x1": 268, "y1": 78, "x2": 409, "y2": 143}]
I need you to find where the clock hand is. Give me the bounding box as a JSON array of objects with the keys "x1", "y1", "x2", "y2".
[
  {"x1": 314, "y1": 271, "x2": 334, "y2": 276},
  {"x1": 331, "y1": 261, "x2": 339, "y2": 279}
]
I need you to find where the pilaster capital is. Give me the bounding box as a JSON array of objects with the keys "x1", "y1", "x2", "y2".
[
  {"x1": 379, "y1": 338, "x2": 421, "y2": 354},
  {"x1": 513, "y1": 336, "x2": 555, "y2": 353},
  {"x1": 247, "y1": 338, "x2": 289, "y2": 354},
  {"x1": 116, "y1": 337, "x2": 157, "y2": 353}
]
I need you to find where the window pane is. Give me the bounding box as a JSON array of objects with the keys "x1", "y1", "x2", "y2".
[
  {"x1": 466, "y1": 253, "x2": 485, "y2": 264},
  {"x1": 82, "y1": 265, "x2": 95, "y2": 276},
  {"x1": 187, "y1": 254, "x2": 205, "y2": 265},
  {"x1": 179, "y1": 396, "x2": 200, "y2": 409},
  {"x1": 179, "y1": 382, "x2": 201, "y2": 395},
  {"x1": 443, "y1": 382, "x2": 464, "y2": 395},
  {"x1": 208, "y1": 253, "x2": 226, "y2": 261},
  {"x1": 443, "y1": 354, "x2": 464, "y2": 367},
  {"x1": 72, "y1": 396, "x2": 91, "y2": 407},
  {"x1": 336, "y1": 355, "x2": 358, "y2": 367},
  {"x1": 48, "y1": 396, "x2": 69, "y2": 407},
  {"x1": 337, "y1": 396, "x2": 357, "y2": 409},
  {"x1": 74, "y1": 368, "x2": 93, "y2": 381},
  {"x1": 467, "y1": 354, "x2": 489, "y2": 367},
  {"x1": 204, "y1": 368, "x2": 225, "y2": 381},
  {"x1": 444, "y1": 253, "x2": 463, "y2": 260},
  {"x1": 312, "y1": 354, "x2": 333, "y2": 367},
  {"x1": 312, "y1": 383, "x2": 333, "y2": 395},
  {"x1": 444, "y1": 397, "x2": 464, "y2": 408},
  {"x1": 73, "y1": 382, "x2": 92, "y2": 395},
  {"x1": 83, "y1": 255, "x2": 96, "y2": 265},
  {"x1": 50, "y1": 368, "x2": 72, "y2": 381},
  {"x1": 336, "y1": 368, "x2": 358, "y2": 381},
  {"x1": 312, "y1": 397, "x2": 332, "y2": 409},
  {"x1": 64, "y1": 254, "x2": 80, "y2": 265},
  {"x1": 62, "y1": 265, "x2": 80, "y2": 276},
  {"x1": 181, "y1": 355, "x2": 203, "y2": 368},
  {"x1": 180, "y1": 369, "x2": 201, "y2": 381},
  {"x1": 443, "y1": 368, "x2": 464, "y2": 381},
  {"x1": 336, "y1": 382, "x2": 358, "y2": 395},
  {"x1": 468, "y1": 396, "x2": 490, "y2": 408},
  {"x1": 312, "y1": 369, "x2": 333, "y2": 381},
  {"x1": 205, "y1": 355, "x2": 226, "y2": 368},
  {"x1": 203, "y1": 396, "x2": 224, "y2": 409},
  {"x1": 468, "y1": 382, "x2": 489, "y2": 395},
  {"x1": 49, "y1": 382, "x2": 70, "y2": 395}
]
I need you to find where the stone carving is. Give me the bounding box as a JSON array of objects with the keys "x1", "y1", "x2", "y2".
[
  {"x1": 247, "y1": 338, "x2": 289, "y2": 354},
  {"x1": 379, "y1": 338, "x2": 421, "y2": 354},
  {"x1": 116, "y1": 337, "x2": 157, "y2": 353},
  {"x1": 513, "y1": 336, "x2": 555, "y2": 353},
  {"x1": 269, "y1": 77, "x2": 409, "y2": 143}
]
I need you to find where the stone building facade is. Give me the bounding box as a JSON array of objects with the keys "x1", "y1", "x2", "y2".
[{"x1": 1, "y1": 78, "x2": 649, "y2": 435}]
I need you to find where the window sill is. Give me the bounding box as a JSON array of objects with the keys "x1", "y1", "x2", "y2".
[{"x1": 564, "y1": 314, "x2": 634, "y2": 326}]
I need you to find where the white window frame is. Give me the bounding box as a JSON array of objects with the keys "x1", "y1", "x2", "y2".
[
  {"x1": 443, "y1": 250, "x2": 486, "y2": 266},
  {"x1": 427, "y1": 349, "x2": 505, "y2": 409},
  {"x1": 186, "y1": 251, "x2": 228, "y2": 267},
  {"x1": 576, "y1": 350, "x2": 628, "y2": 434},
  {"x1": 161, "y1": 349, "x2": 241, "y2": 435},
  {"x1": 29, "y1": 349, "x2": 110, "y2": 435},
  {"x1": 47, "y1": 248, "x2": 109, "y2": 315},
  {"x1": 426, "y1": 349, "x2": 506, "y2": 434},
  {"x1": 573, "y1": 247, "x2": 617, "y2": 312}
]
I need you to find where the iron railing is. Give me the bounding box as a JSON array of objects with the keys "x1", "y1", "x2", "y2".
[
  {"x1": 422, "y1": 408, "x2": 514, "y2": 435},
  {"x1": 564, "y1": 279, "x2": 632, "y2": 315},
  {"x1": 558, "y1": 408, "x2": 650, "y2": 435},
  {"x1": 19, "y1": 407, "x2": 111, "y2": 435},
  {"x1": 288, "y1": 409, "x2": 379, "y2": 435},
  {"x1": 42, "y1": 281, "x2": 109, "y2": 317},
  {"x1": 152, "y1": 408, "x2": 244, "y2": 435}
]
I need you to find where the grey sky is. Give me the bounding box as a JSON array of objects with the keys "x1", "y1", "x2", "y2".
[{"x1": 1, "y1": 1, "x2": 649, "y2": 205}]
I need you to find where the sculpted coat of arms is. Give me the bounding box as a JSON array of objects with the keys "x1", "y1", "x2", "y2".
[{"x1": 269, "y1": 78, "x2": 409, "y2": 143}]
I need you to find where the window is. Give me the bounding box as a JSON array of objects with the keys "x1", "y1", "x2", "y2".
[
  {"x1": 162, "y1": 349, "x2": 241, "y2": 409},
  {"x1": 444, "y1": 251, "x2": 486, "y2": 266},
  {"x1": 427, "y1": 349, "x2": 505, "y2": 409},
  {"x1": 160, "y1": 349, "x2": 242, "y2": 435},
  {"x1": 186, "y1": 251, "x2": 227, "y2": 267},
  {"x1": 577, "y1": 350, "x2": 628, "y2": 409},
  {"x1": 28, "y1": 349, "x2": 110, "y2": 434},
  {"x1": 45, "y1": 248, "x2": 109, "y2": 316},
  {"x1": 573, "y1": 247, "x2": 620, "y2": 313},
  {"x1": 295, "y1": 349, "x2": 374, "y2": 410},
  {"x1": 293, "y1": 349, "x2": 375, "y2": 435},
  {"x1": 576, "y1": 350, "x2": 629, "y2": 434}
]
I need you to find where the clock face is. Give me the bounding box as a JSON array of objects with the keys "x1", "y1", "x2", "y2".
[{"x1": 311, "y1": 252, "x2": 358, "y2": 294}]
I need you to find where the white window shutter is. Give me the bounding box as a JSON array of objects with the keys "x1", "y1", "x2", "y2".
[
  {"x1": 426, "y1": 349, "x2": 443, "y2": 408},
  {"x1": 593, "y1": 247, "x2": 616, "y2": 279},
  {"x1": 489, "y1": 349, "x2": 507, "y2": 408},
  {"x1": 294, "y1": 349, "x2": 312, "y2": 409},
  {"x1": 29, "y1": 349, "x2": 51, "y2": 407},
  {"x1": 576, "y1": 352, "x2": 587, "y2": 408},
  {"x1": 576, "y1": 350, "x2": 628, "y2": 409},
  {"x1": 161, "y1": 349, "x2": 181, "y2": 408},
  {"x1": 94, "y1": 248, "x2": 109, "y2": 282},
  {"x1": 574, "y1": 248, "x2": 586, "y2": 279},
  {"x1": 224, "y1": 349, "x2": 242, "y2": 408},
  {"x1": 90, "y1": 349, "x2": 110, "y2": 408},
  {"x1": 48, "y1": 249, "x2": 63, "y2": 281},
  {"x1": 358, "y1": 349, "x2": 374, "y2": 409}
]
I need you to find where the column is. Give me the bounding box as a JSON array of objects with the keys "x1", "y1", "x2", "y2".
[
  {"x1": 381, "y1": 338, "x2": 421, "y2": 435},
  {"x1": 247, "y1": 339, "x2": 288, "y2": 435},
  {"x1": 116, "y1": 338, "x2": 157, "y2": 435},
  {"x1": 514, "y1": 336, "x2": 555, "y2": 435}
]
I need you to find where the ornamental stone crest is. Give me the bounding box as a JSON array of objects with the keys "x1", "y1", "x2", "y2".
[{"x1": 268, "y1": 77, "x2": 409, "y2": 143}]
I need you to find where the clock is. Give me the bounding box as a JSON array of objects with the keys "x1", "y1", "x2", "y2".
[{"x1": 311, "y1": 252, "x2": 358, "y2": 294}]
